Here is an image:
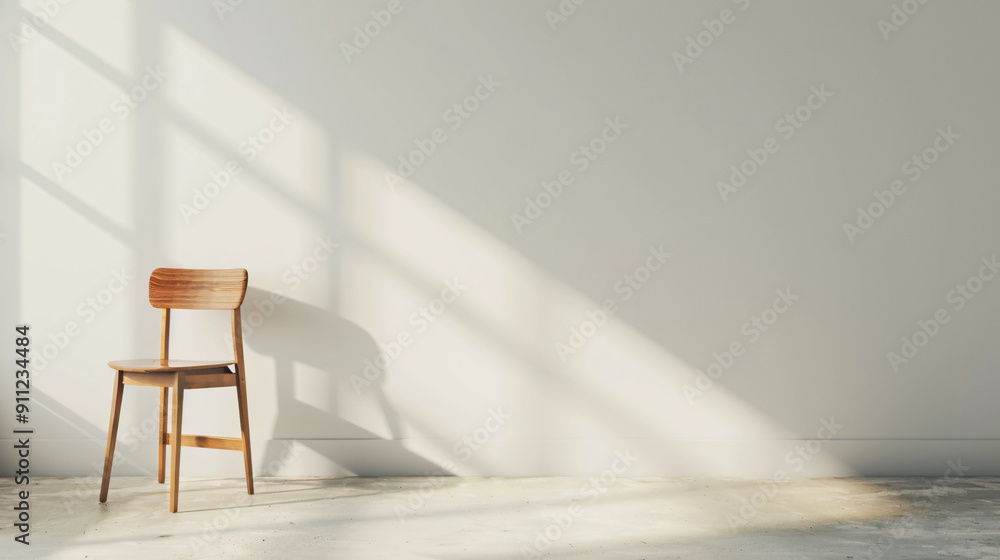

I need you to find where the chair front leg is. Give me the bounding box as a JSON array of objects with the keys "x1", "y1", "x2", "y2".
[
  {"x1": 99, "y1": 370, "x2": 125, "y2": 503},
  {"x1": 169, "y1": 374, "x2": 185, "y2": 513},
  {"x1": 158, "y1": 387, "x2": 168, "y2": 484}
]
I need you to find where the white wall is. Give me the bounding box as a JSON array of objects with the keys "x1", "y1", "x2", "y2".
[{"x1": 3, "y1": 0, "x2": 1000, "y2": 479}]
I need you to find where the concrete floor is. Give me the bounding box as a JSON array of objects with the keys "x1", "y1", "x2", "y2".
[{"x1": 2, "y1": 477, "x2": 999, "y2": 559}]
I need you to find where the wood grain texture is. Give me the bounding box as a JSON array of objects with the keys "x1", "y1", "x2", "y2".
[
  {"x1": 158, "y1": 309, "x2": 170, "y2": 483},
  {"x1": 149, "y1": 268, "x2": 247, "y2": 310},
  {"x1": 123, "y1": 372, "x2": 182, "y2": 388},
  {"x1": 160, "y1": 309, "x2": 170, "y2": 359},
  {"x1": 109, "y1": 359, "x2": 235, "y2": 373},
  {"x1": 123, "y1": 370, "x2": 234, "y2": 388},
  {"x1": 183, "y1": 373, "x2": 238, "y2": 389},
  {"x1": 165, "y1": 433, "x2": 244, "y2": 450}
]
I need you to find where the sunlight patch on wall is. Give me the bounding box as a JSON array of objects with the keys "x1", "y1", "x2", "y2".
[
  {"x1": 160, "y1": 25, "x2": 332, "y2": 306},
  {"x1": 161, "y1": 24, "x2": 328, "y2": 212},
  {"x1": 573, "y1": 317, "x2": 795, "y2": 440},
  {"x1": 341, "y1": 150, "x2": 545, "y2": 351},
  {"x1": 20, "y1": 176, "x2": 131, "y2": 430},
  {"x1": 19, "y1": 26, "x2": 132, "y2": 226},
  {"x1": 158, "y1": 118, "x2": 324, "y2": 288},
  {"x1": 336, "y1": 151, "x2": 854, "y2": 476},
  {"x1": 20, "y1": 0, "x2": 136, "y2": 76}
]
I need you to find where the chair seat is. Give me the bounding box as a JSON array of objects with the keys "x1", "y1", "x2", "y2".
[{"x1": 108, "y1": 359, "x2": 236, "y2": 373}]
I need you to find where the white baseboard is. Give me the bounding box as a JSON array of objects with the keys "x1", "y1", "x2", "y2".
[{"x1": 3, "y1": 437, "x2": 999, "y2": 477}]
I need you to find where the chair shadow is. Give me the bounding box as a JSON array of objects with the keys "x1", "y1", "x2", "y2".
[{"x1": 241, "y1": 287, "x2": 452, "y2": 477}]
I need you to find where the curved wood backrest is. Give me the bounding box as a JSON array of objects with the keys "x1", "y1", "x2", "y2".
[{"x1": 149, "y1": 268, "x2": 248, "y2": 310}]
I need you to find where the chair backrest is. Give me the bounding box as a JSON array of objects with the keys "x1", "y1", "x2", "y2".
[{"x1": 149, "y1": 268, "x2": 248, "y2": 310}]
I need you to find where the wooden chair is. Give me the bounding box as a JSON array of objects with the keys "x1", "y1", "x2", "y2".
[{"x1": 99, "y1": 268, "x2": 254, "y2": 513}]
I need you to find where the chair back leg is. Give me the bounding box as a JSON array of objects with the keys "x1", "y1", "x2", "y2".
[{"x1": 236, "y1": 370, "x2": 254, "y2": 494}]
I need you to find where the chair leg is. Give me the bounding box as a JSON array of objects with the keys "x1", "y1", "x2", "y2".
[
  {"x1": 235, "y1": 373, "x2": 254, "y2": 495},
  {"x1": 169, "y1": 376, "x2": 184, "y2": 513},
  {"x1": 99, "y1": 371, "x2": 125, "y2": 503},
  {"x1": 157, "y1": 387, "x2": 168, "y2": 484}
]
